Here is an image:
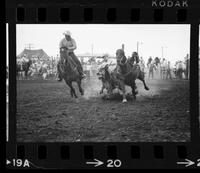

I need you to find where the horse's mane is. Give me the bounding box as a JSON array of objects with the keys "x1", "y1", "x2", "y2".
[
  {"x1": 60, "y1": 49, "x2": 77, "y2": 73},
  {"x1": 61, "y1": 51, "x2": 76, "y2": 66}
]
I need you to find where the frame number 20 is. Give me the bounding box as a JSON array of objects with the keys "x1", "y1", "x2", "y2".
[{"x1": 107, "y1": 159, "x2": 122, "y2": 168}]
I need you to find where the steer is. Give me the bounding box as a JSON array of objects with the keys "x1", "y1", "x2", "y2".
[{"x1": 97, "y1": 63, "x2": 120, "y2": 95}]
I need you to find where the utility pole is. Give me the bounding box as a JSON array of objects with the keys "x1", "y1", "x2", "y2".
[
  {"x1": 122, "y1": 44, "x2": 125, "y2": 51},
  {"x1": 25, "y1": 43, "x2": 34, "y2": 50},
  {"x1": 91, "y1": 44, "x2": 94, "y2": 57},
  {"x1": 137, "y1": 41, "x2": 143, "y2": 54},
  {"x1": 161, "y1": 46, "x2": 167, "y2": 59}
]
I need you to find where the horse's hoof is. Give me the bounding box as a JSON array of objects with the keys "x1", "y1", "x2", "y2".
[
  {"x1": 145, "y1": 87, "x2": 149, "y2": 90},
  {"x1": 122, "y1": 99, "x2": 127, "y2": 103}
]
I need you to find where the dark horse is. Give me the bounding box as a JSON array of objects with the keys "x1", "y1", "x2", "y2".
[
  {"x1": 58, "y1": 47, "x2": 84, "y2": 98},
  {"x1": 16, "y1": 59, "x2": 32, "y2": 79},
  {"x1": 115, "y1": 49, "x2": 149, "y2": 103}
]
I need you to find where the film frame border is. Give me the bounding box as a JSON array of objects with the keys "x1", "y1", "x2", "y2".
[{"x1": 5, "y1": 0, "x2": 200, "y2": 169}]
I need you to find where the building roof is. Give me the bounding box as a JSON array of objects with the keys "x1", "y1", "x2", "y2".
[{"x1": 17, "y1": 49, "x2": 50, "y2": 60}]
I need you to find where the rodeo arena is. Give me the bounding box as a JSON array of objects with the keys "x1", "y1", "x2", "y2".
[{"x1": 16, "y1": 44, "x2": 190, "y2": 142}]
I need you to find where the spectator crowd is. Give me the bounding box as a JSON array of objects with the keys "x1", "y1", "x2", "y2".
[{"x1": 16, "y1": 53, "x2": 190, "y2": 80}]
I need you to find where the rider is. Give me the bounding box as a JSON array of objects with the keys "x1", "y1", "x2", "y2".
[
  {"x1": 116, "y1": 49, "x2": 127, "y2": 71},
  {"x1": 130, "y1": 52, "x2": 140, "y2": 66},
  {"x1": 57, "y1": 30, "x2": 86, "y2": 81},
  {"x1": 113, "y1": 49, "x2": 127, "y2": 81}
]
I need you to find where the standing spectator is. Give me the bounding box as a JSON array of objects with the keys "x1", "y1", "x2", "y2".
[
  {"x1": 177, "y1": 61, "x2": 183, "y2": 79},
  {"x1": 139, "y1": 57, "x2": 145, "y2": 72},
  {"x1": 166, "y1": 61, "x2": 172, "y2": 80},
  {"x1": 160, "y1": 58, "x2": 167, "y2": 79},
  {"x1": 147, "y1": 56, "x2": 153, "y2": 68},
  {"x1": 154, "y1": 57, "x2": 160, "y2": 67},
  {"x1": 148, "y1": 61, "x2": 156, "y2": 79}
]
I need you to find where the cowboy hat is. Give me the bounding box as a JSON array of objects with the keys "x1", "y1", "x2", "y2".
[
  {"x1": 132, "y1": 52, "x2": 138, "y2": 56},
  {"x1": 63, "y1": 30, "x2": 71, "y2": 36}
]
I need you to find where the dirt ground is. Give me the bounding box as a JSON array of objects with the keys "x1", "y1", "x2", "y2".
[{"x1": 17, "y1": 77, "x2": 190, "y2": 142}]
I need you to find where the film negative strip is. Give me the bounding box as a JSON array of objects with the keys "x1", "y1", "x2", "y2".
[{"x1": 5, "y1": 0, "x2": 200, "y2": 169}]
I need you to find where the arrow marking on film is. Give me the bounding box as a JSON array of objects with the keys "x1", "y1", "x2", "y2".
[
  {"x1": 177, "y1": 159, "x2": 195, "y2": 167},
  {"x1": 86, "y1": 159, "x2": 104, "y2": 167},
  {"x1": 6, "y1": 160, "x2": 11, "y2": 165}
]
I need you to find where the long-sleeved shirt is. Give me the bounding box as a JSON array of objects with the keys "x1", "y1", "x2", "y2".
[
  {"x1": 59, "y1": 38, "x2": 77, "y2": 52},
  {"x1": 178, "y1": 62, "x2": 183, "y2": 69}
]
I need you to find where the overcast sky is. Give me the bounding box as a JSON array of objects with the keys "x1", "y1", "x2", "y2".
[{"x1": 17, "y1": 24, "x2": 190, "y2": 65}]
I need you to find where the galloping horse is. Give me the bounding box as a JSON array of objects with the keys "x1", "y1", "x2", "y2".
[
  {"x1": 115, "y1": 49, "x2": 149, "y2": 102},
  {"x1": 16, "y1": 59, "x2": 32, "y2": 79},
  {"x1": 58, "y1": 47, "x2": 84, "y2": 98}
]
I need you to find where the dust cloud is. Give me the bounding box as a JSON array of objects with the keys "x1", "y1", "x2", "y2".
[
  {"x1": 82, "y1": 69, "x2": 174, "y2": 100},
  {"x1": 82, "y1": 77, "x2": 102, "y2": 99}
]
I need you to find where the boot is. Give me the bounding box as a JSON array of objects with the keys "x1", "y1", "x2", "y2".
[{"x1": 57, "y1": 72, "x2": 62, "y2": 81}]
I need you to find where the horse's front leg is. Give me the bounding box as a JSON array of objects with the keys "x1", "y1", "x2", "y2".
[
  {"x1": 106, "y1": 84, "x2": 114, "y2": 100},
  {"x1": 77, "y1": 79, "x2": 84, "y2": 95},
  {"x1": 100, "y1": 85, "x2": 104, "y2": 94},
  {"x1": 119, "y1": 81, "x2": 127, "y2": 103},
  {"x1": 131, "y1": 82, "x2": 138, "y2": 101},
  {"x1": 66, "y1": 80, "x2": 77, "y2": 98},
  {"x1": 122, "y1": 90, "x2": 127, "y2": 103},
  {"x1": 138, "y1": 71, "x2": 149, "y2": 90},
  {"x1": 99, "y1": 82, "x2": 105, "y2": 94}
]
